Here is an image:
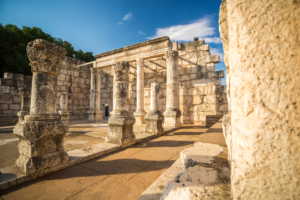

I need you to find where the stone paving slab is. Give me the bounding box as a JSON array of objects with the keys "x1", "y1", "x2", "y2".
[
  {"x1": 0, "y1": 125, "x2": 208, "y2": 199},
  {"x1": 137, "y1": 119, "x2": 230, "y2": 200}
]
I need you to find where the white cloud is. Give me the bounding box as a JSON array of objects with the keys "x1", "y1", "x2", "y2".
[
  {"x1": 210, "y1": 48, "x2": 224, "y2": 62},
  {"x1": 138, "y1": 31, "x2": 146, "y2": 35},
  {"x1": 147, "y1": 17, "x2": 222, "y2": 44},
  {"x1": 203, "y1": 37, "x2": 222, "y2": 44},
  {"x1": 122, "y1": 12, "x2": 132, "y2": 20},
  {"x1": 118, "y1": 22, "x2": 124, "y2": 25}
]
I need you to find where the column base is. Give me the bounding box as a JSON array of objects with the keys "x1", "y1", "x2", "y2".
[
  {"x1": 95, "y1": 110, "x2": 103, "y2": 121},
  {"x1": 163, "y1": 110, "x2": 182, "y2": 129},
  {"x1": 13, "y1": 117, "x2": 69, "y2": 174},
  {"x1": 87, "y1": 110, "x2": 95, "y2": 121},
  {"x1": 17, "y1": 110, "x2": 30, "y2": 123},
  {"x1": 133, "y1": 110, "x2": 146, "y2": 125},
  {"x1": 106, "y1": 111, "x2": 136, "y2": 147},
  {"x1": 144, "y1": 111, "x2": 164, "y2": 135},
  {"x1": 58, "y1": 110, "x2": 69, "y2": 123}
]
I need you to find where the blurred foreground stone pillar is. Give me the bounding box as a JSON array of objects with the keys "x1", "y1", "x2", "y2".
[
  {"x1": 58, "y1": 92, "x2": 69, "y2": 123},
  {"x1": 145, "y1": 82, "x2": 164, "y2": 135},
  {"x1": 13, "y1": 39, "x2": 69, "y2": 174},
  {"x1": 133, "y1": 58, "x2": 146, "y2": 124},
  {"x1": 105, "y1": 61, "x2": 136, "y2": 146},
  {"x1": 219, "y1": 0, "x2": 300, "y2": 198},
  {"x1": 17, "y1": 88, "x2": 31, "y2": 123},
  {"x1": 163, "y1": 50, "x2": 181, "y2": 128}
]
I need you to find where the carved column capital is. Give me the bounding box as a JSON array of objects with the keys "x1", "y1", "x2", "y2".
[
  {"x1": 18, "y1": 88, "x2": 31, "y2": 98},
  {"x1": 27, "y1": 39, "x2": 67, "y2": 76},
  {"x1": 165, "y1": 50, "x2": 179, "y2": 62},
  {"x1": 136, "y1": 58, "x2": 143, "y2": 66}
]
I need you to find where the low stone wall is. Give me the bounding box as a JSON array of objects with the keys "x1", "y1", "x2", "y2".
[
  {"x1": 0, "y1": 56, "x2": 92, "y2": 125},
  {"x1": 0, "y1": 73, "x2": 32, "y2": 125}
]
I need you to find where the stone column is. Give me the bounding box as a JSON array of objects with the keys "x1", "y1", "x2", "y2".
[
  {"x1": 105, "y1": 61, "x2": 136, "y2": 146},
  {"x1": 133, "y1": 58, "x2": 146, "y2": 124},
  {"x1": 87, "y1": 68, "x2": 97, "y2": 121},
  {"x1": 13, "y1": 39, "x2": 69, "y2": 174},
  {"x1": 17, "y1": 88, "x2": 31, "y2": 123},
  {"x1": 219, "y1": 1, "x2": 300, "y2": 198},
  {"x1": 145, "y1": 83, "x2": 164, "y2": 135},
  {"x1": 58, "y1": 92, "x2": 69, "y2": 123},
  {"x1": 95, "y1": 68, "x2": 103, "y2": 121},
  {"x1": 163, "y1": 50, "x2": 181, "y2": 128}
]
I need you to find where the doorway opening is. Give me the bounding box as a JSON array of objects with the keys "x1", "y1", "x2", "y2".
[{"x1": 105, "y1": 105, "x2": 109, "y2": 116}]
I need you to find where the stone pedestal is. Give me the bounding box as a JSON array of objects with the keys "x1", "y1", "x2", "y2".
[
  {"x1": 13, "y1": 39, "x2": 69, "y2": 174},
  {"x1": 163, "y1": 50, "x2": 181, "y2": 128},
  {"x1": 106, "y1": 61, "x2": 136, "y2": 146},
  {"x1": 17, "y1": 88, "x2": 31, "y2": 123},
  {"x1": 134, "y1": 58, "x2": 146, "y2": 124},
  {"x1": 58, "y1": 92, "x2": 69, "y2": 123},
  {"x1": 145, "y1": 83, "x2": 164, "y2": 135}
]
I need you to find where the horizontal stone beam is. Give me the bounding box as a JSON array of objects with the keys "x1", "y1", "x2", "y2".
[{"x1": 96, "y1": 38, "x2": 170, "y2": 68}]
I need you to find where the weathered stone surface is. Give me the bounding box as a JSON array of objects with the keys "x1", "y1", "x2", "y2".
[
  {"x1": 134, "y1": 58, "x2": 146, "y2": 124},
  {"x1": 58, "y1": 92, "x2": 69, "y2": 123},
  {"x1": 180, "y1": 142, "x2": 223, "y2": 169},
  {"x1": 163, "y1": 50, "x2": 181, "y2": 128},
  {"x1": 145, "y1": 83, "x2": 164, "y2": 135},
  {"x1": 219, "y1": 0, "x2": 300, "y2": 199},
  {"x1": 106, "y1": 61, "x2": 136, "y2": 146},
  {"x1": 13, "y1": 39, "x2": 69, "y2": 174},
  {"x1": 17, "y1": 88, "x2": 31, "y2": 123}
]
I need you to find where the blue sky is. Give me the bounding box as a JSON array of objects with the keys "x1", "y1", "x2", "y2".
[{"x1": 0, "y1": 0, "x2": 226, "y2": 84}]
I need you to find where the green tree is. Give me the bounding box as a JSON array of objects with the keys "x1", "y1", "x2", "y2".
[{"x1": 0, "y1": 24, "x2": 95, "y2": 78}]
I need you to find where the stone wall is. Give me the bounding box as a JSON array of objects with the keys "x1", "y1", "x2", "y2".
[
  {"x1": 0, "y1": 73, "x2": 32, "y2": 125},
  {"x1": 57, "y1": 57, "x2": 92, "y2": 120},
  {"x1": 220, "y1": 0, "x2": 300, "y2": 199},
  {"x1": 0, "y1": 56, "x2": 92, "y2": 125},
  {"x1": 100, "y1": 40, "x2": 228, "y2": 125}
]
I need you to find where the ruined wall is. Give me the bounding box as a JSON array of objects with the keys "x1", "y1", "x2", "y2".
[
  {"x1": 100, "y1": 40, "x2": 227, "y2": 125},
  {"x1": 0, "y1": 73, "x2": 32, "y2": 125},
  {"x1": 57, "y1": 57, "x2": 92, "y2": 120},
  {"x1": 0, "y1": 56, "x2": 92, "y2": 125},
  {"x1": 219, "y1": 0, "x2": 300, "y2": 199}
]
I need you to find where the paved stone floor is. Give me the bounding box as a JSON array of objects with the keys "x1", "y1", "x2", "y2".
[
  {"x1": 0, "y1": 123, "x2": 210, "y2": 200},
  {"x1": 0, "y1": 118, "x2": 147, "y2": 169}
]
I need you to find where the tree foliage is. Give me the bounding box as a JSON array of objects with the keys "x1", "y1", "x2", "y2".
[{"x1": 0, "y1": 24, "x2": 95, "y2": 77}]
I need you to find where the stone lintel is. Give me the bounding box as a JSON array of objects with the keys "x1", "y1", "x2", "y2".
[{"x1": 96, "y1": 37, "x2": 170, "y2": 68}]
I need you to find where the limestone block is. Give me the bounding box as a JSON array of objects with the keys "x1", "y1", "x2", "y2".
[
  {"x1": 0, "y1": 78, "x2": 14, "y2": 86},
  {"x1": 0, "y1": 86, "x2": 10, "y2": 93},
  {"x1": 59, "y1": 74, "x2": 65, "y2": 81},
  {"x1": 160, "y1": 165, "x2": 230, "y2": 200},
  {"x1": 180, "y1": 142, "x2": 223, "y2": 169},
  {"x1": 14, "y1": 121, "x2": 69, "y2": 174},
  {"x1": 4, "y1": 72, "x2": 14, "y2": 79},
  {"x1": 14, "y1": 74, "x2": 25, "y2": 81},
  {"x1": 9, "y1": 104, "x2": 20, "y2": 111},
  {"x1": 180, "y1": 75, "x2": 189, "y2": 81},
  {"x1": 0, "y1": 103, "x2": 9, "y2": 110},
  {"x1": 198, "y1": 44, "x2": 210, "y2": 51},
  {"x1": 2, "y1": 110, "x2": 12, "y2": 114},
  {"x1": 13, "y1": 95, "x2": 21, "y2": 104}
]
